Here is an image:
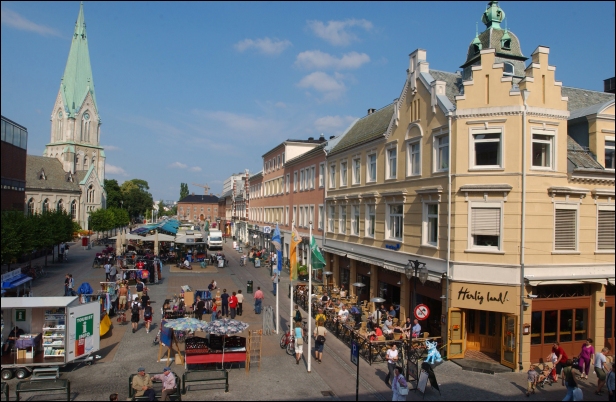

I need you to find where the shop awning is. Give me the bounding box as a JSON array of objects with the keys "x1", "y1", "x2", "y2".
[
  {"x1": 526, "y1": 277, "x2": 612, "y2": 286},
  {"x1": 322, "y1": 246, "x2": 346, "y2": 258},
  {"x1": 609, "y1": 278, "x2": 615, "y2": 286},
  {"x1": 1, "y1": 274, "x2": 32, "y2": 289},
  {"x1": 347, "y1": 252, "x2": 384, "y2": 267}
]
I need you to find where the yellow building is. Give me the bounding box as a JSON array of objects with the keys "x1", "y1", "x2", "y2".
[{"x1": 323, "y1": 1, "x2": 614, "y2": 370}]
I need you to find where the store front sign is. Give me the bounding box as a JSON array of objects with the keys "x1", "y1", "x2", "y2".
[
  {"x1": 451, "y1": 282, "x2": 518, "y2": 314},
  {"x1": 384, "y1": 243, "x2": 401, "y2": 251}
]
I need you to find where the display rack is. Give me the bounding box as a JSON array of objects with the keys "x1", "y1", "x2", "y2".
[{"x1": 43, "y1": 308, "x2": 66, "y2": 358}]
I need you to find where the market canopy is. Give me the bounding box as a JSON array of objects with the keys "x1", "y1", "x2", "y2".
[
  {"x1": 142, "y1": 233, "x2": 175, "y2": 242},
  {"x1": 109, "y1": 233, "x2": 143, "y2": 240}
]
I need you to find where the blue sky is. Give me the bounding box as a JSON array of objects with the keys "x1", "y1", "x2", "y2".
[{"x1": 1, "y1": 1, "x2": 614, "y2": 201}]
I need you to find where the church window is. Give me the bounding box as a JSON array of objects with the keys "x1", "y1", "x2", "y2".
[
  {"x1": 27, "y1": 198, "x2": 35, "y2": 216},
  {"x1": 42, "y1": 199, "x2": 50, "y2": 213},
  {"x1": 71, "y1": 200, "x2": 77, "y2": 220},
  {"x1": 76, "y1": 156, "x2": 80, "y2": 168},
  {"x1": 56, "y1": 111, "x2": 63, "y2": 141},
  {"x1": 81, "y1": 113, "x2": 90, "y2": 142},
  {"x1": 57, "y1": 199, "x2": 64, "y2": 212},
  {"x1": 84, "y1": 156, "x2": 88, "y2": 169},
  {"x1": 503, "y1": 62, "x2": 514, "y2": 76}
]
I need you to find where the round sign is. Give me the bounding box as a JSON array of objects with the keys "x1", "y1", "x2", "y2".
[{"x1": 414, "y1": 304, "x2": 430, "y2": 320}]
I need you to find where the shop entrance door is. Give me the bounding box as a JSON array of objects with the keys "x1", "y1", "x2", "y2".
[
  {"x1": 501, "y1": 314, "x2": 517, "y2": 369},
  {"x1": 447, "y1": 308, "x2": 465, "y2": 359}
]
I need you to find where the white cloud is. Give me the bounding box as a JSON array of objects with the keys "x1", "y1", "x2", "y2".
[
  {"x1": 169, "y1": 162, "x2": 188, "y2": 169},
  {"x1": 234, "y1": 37, "x2": 291, "y2": 55},
  {"x1": 102, "y1": 145, "x2": 121, "y2": 151},
  {"x1": 297, "y1": 72, "x2": 346, "y2": 101},
  {"x1": 307, "y1": 19, "x2": 373, "y2": 46},
  {"x1": 106, "y1": 164, "x2": 127, "y2": 176},
  {"x1": 295, "y1": 50, "x2": 370, "y2": 70},
  {"x1": 1, "y1": 7, "x2": 62, "y2": 37},
  {"x1": 192, "y1": 110, "x2": 283, "y2": 133},
  {"x1": 189, "y1": 166, "x2": 202, "y2": 172},
  {"x1": 314, "y1": 115, "x2": 357, "y2": 133}
]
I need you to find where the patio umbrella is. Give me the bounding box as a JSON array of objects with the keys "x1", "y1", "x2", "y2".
[
  {"x1": 154, "y1": 231, "x2": 159, "y2": 257},
  {"x1": 203, "y1": 318, "x2": 249, "y2": 365},
  {"x1": 164, "y1": 317, "x2": 209, "y2": 333}
]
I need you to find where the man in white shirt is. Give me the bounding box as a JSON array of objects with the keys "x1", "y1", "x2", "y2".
[
  {"x1": 104, "y1": 263, "x2": 111, "y2": 281},
  {"x1": 338, "y1": 305, "x2": 349, "y2": 323},
  {"x1": 384, "y1": 344, "x2": 399, "y2": 386},
  {"x1": 382, "y1": 318, "x2": 394, "y2": 336},
  {"x1": 183, "y1": 259, "x2": 190, "y2": 269}
]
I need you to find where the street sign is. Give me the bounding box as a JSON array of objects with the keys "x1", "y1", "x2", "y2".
[
  {"x1": 414, "y1": 304, "x2": 430, "y2": 320},
  {"x1": 350, "y1": 340, "x2": 359, "y2": 366},
  {"x1": 263, "y1": 226, "x2": 271, "y2": 234}
]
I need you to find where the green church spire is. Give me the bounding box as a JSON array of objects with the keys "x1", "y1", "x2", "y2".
[
  {"x1": 482, "y1": 1, "x2": 506, "y2": 30},
  {"x1": 60, "y1": 2, "x2": 98, "y2": 117}
]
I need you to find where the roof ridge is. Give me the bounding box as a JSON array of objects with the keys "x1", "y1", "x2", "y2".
[{"x1": 562, "y1": 85, "x2": 615, "y2": 95}]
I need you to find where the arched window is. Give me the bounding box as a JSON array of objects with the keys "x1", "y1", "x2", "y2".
[
  {"x1": 71, "y1": 200, "x2": 77, "y2": 220},
  {"x1": 87, "y1": 185, "x2": 94, "y2": 203},
  {"x1": 92, "y1": 157, "x2": 96, "y2": 170},
  {"x1": 503, "y1": 62, "x2": 514, "y2": 76},
  {"x1": 81, "y1": 113, "x2": 90, "y2": 142},
  {"x1": 27, "y1": 198, "x2": 35, "y2": 216},
  {"x1": 57, "y1": 199, "x2": 64, "y2": 212},
  {"x1": 42, "y1": 199, "x2": 50, "y2": 213},
  {"x1": 84, "y1": 156, "x2": 88, "y2": 169},
  {"x1": 75, "y1": 156, "x2": 80, "y2": 169},
  {"x1": 56, "y1": 111, "x2": 63, "y2": 141}
]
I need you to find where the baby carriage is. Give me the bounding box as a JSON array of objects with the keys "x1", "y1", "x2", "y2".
[{"x1": 537, "y1": 364, "x2": 557, "y2": 387}]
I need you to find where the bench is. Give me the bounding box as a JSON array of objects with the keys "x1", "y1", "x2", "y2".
[
  {"x1": 1, "y1": 382, "x2": 8, "y2": 402},
  {"x1": 182, "y1": 370, "x2": 228, "y2": 394},
  {"x1": 31, "y1": 367, "x2": 60, "y2": 381},
  {"x1": 128, "y1": 372, "x2": 181, "y2": 401},
  {"x1": 15, "y1": 379, "x2": 70, "y2": 401}
]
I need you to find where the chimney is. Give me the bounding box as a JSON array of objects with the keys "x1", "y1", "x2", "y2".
[
  {"x1": 308, "y1": 136, "x2": 314, "y2": 141},
  {"x1": 319, "y1": 133, "x2": 325, "y2": 142},
  {"x1": 605, "y1": 77, "x2": 615, "y2": 94},
  {"x1": 367, "y1": 108, "x2": 376, "y2": 115},
  {"x1": 191, "y1": 192, "x2": 195, "y2": 196}
]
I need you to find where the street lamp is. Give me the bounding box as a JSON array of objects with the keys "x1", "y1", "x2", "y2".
[{"x1": 405, "y1": 259, "x2": 428, "y2": 315}]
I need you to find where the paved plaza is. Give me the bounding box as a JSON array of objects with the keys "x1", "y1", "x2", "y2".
[{"x1": 1, "y1": 238, "x2": 610, "y2": 401}]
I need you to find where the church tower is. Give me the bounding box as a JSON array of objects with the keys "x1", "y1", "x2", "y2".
[{"x1": 46, "y1": 2, "x2": 105, "y2": 182}]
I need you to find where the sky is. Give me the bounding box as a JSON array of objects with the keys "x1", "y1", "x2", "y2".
[{"x1": 1, "y1": 1, "x2": 614, "y2": 202}]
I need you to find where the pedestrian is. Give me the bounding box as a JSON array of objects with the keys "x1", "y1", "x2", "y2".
[
  {"x1": 143, "y1": 300, "x2": 153, "y2": 333},
  {"x1": 606, "y1": 362, "x2": 615, "y2": 402},
  {"x1": 526, "y1": 364, "x2": 538, "y2": 396},
  {"x1": 131, "y1": 367, "x2": 155, "y2": 401},
  {"x1": 271, "y1": 272, "x2": 278, "y2": 296},
  {"x1": 552, "y1": 342, "x2": 568, "y2": 379},
  {"x1": 315, "y1": 308, "x2": 327, "y2": 326},
  {"x1": 140, "y1": 290, "x2": 150, "y2": 320},
  {"x1": 68, "y1": 274, "x2": 75, "y2": 296},
  {"x1": 64, "y1": 244, "x2": 69, "y2": 261},
  {"x1": 562, "y1": 359, "x2": 582, "y2": 401},
  {"x1": 118, "y1": 284, "x2": 128, "y2": 310},
  {"x1": 135, "y1": 277, "x2": 144, "y2": 301},
  {"x1": 64, "y1": 274, "x2": 70, "y2": 296},
  {"x1": 294, "y1": 304, "x2": 303, "y2": 324},
  {"x1": 104, "y1": 262, "x2": 111, "y2": 281},
  {"x1": 577, "y1": 338, "x2": 595, "y2": 380},
  {"x1": 109, "y1": 263, "x2": 117, "y2": 282},
  {"x1": 229, "y1": 292, "x2": 238, "y2": 319},
  {"x1": 391, "y1": 367, "x2": 408, "y2": 401},
  {"x1": 109, "y1": 393, "x2": 119, "y2": 401},
  {"x1": 131, "y1": 296, "x2": 141, "y2": 333},
  {"x1": 236, "y1": 290, "x2": 244, "y2": 316},
  {"x1": 384, "y1": 344, "x2": 399, "y2": 386},
  {"x1": 221, "y1": 289, "x2": 230, "y2": 317},
  {"x1": 294, "y1": 321, "x2": 303, "y2": 365},
  {"x1": 151, "y1": 367, "x2": 177, "y2": 401},
  {"x1": 194, "y1": 296, "x2": 205, "y2": 321},
  {"x1": 254, "y1": 286, "x2": 264, "y2": 314},
  {"x1": 313, "y1": 318, "x2": 327, "y2": 364},
  {"x1": 596, "y1": 347, "x2": 609, "y2": 395}
]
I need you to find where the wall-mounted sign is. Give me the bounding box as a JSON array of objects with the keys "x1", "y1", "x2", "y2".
[
  {"x1": 263, "y1": 226, "x2": 271, "y2": 234},
  {"x1": 450, "y1": 282, "x2": 518, "y2": 314},
  {"x1": 15, "y1": 309, "x2": 26, "y2": 321},
  {"x1": 384, "y1": 243, "x2": 401, "y2": 251}
]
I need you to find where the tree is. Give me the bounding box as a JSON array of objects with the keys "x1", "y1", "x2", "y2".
[
  {"x1": 104, "y1": 179, "x2": 123, "y2": 209},
  {"x1": 180, "y1": 183, "x2": 189, "y2": 201},
  {"x1": 1, "y1": 211, "x2": 31, "y2": 267},
  {"x1": 120, "y1": 179, "x2": 154, "y2": 219}
]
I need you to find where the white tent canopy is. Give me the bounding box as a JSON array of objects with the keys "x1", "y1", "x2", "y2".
[
  {"x1": 142, "y1": 233, "x2": 175, "y2": 242},
  {"x1": 109, "y1": 233, "x2": 143, "y2": 240}
]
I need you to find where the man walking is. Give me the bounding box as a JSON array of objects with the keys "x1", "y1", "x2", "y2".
[
  {"x1": 131, "y1": 297, "x2": 141, "y2": 333},
  {"x1": 109, "y1": 263, "x2": 117, "y2": 282},
  {"x1": 384, "y1": 344, "x2": 399, "y2": 386},
  {"x1": 135, "y1": 277, "x2": 144, "y2": 301},
  {"x1": 118, "y1": 284, "x2": 128, "y2": 311},
  {"x1": 194, "y1": 296, "x2": 205, "y2": 321},
  {"x1": 64, "y1": 274, "x2": 70, "y2": 296},
  {"x1": 68, "y1": 274, "x2": 75, "y2": 296},
  {"x1": 221, "y1": 289, "x2": 230, "y2": 317},
  {"x1": 229, "y1": 292, "x2": 238, "y2": 319},
  {"x1": 236, "y1": 290, "x2": 244, "y2": 316},
  {"x1": 254, "y1": 286, "x2": 264, "y2": 314},
  {"x1": 313, "y1": 318, "x2": 327, "y2": 364},
  {"x1": 271, "y1": 272, "x2": 278, "y2": 296},
  {"x1": 104, "y1": 262, "x2": 111, "y2": 281}
]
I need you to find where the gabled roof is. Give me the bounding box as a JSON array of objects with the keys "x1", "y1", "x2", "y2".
[
  {"x1": 285, "y1": 143, "x2": 326, "y2": 166},
  {"x1": 60, "y1": 3, "x2": 98, "y2": 117},
  {"x1": 429, "y1": 70, "x2": 463, "y2": 105},
  {"x1": 567, "y1": 136, "x2": 604, "y2": 171},
  {"x1": 178, "y1": 194, "x2": 220, "y2": 204},
  {"x1": 26, "y1": 155, "x2": 81, "y2": 192},
  {"x1": 562, "y1": 87, "x2": 615, "y2": 113},
  {"x1": 330, "y1": 103, "x2": 395, "y2": 155}
]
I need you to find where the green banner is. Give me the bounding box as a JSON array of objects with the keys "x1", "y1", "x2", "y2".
[
  {"x1": 15, "y1": 309, "x2": 26, "y2": 321},
  {"x1": 76, "y1": 313, "x2": 94, "y2": 339}
]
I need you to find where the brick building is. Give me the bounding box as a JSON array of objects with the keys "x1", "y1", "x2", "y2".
[{"x1": 177, "y1": 194, "x2": 220, "y2": 223}]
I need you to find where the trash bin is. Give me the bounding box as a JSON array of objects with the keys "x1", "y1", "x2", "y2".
[
  {"x1": 255, "y1": 258, "x2": 261, "y2": 268},
  {"x1": 247, "y1": 280, "x2": 253, "y2": 294}
]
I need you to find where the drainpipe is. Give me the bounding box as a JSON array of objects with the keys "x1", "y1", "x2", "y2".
[
  {"x1": 446, "y1": 112, "x2": 452, "y2": 346},
  {"x1": 519, "y1": 89, "x2": 530, "y2": 371}
]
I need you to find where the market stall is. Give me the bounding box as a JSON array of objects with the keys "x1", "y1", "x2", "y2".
[{"x1": 1, "y1": 270, "x2": 33, "y2": 297}]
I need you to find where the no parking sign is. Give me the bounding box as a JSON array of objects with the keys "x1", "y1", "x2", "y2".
[{"x1": 414, "y1": 304, "x2": 430, "y2": 320}]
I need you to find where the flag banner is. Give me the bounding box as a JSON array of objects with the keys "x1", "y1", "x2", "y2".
[
  {"x1": 311, "y1": 236, "x2": 326, "y2": 269},
  {"x1": 290, "y1": 226, "x2": 300, "y2": 280},
  {"x1": 272, "y1": 224, "x2": 283, "y2": 274}
]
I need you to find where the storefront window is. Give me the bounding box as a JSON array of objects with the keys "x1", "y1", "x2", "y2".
[
  {"x1": 544, "y1": 310, "x2": 557, "y2": 344},
  {"x1": 479, "y1": 311, "x2": 487, "y2": 335},
  {"x1": 488, "y1": 312, "x2": 497, "y2": 336},
  {"x1": 531, "y1": 311, "x2": 542, "y2": 345},
  {"x1": 378, "y1": 281, "x2": 401, "y2": 306},
  {"x1": 559, "y1": 309, "x2": 573, "y2": 342},
  {"x1": 467, "y1": 310, "x2": 476, "y2": 334},
  {"x1": 574, "y1": 309, "x2": 588, "y2": 341},
  {"x1": 606, "y1": 307, "x2": 613, "y2": 339},
  {"x1": 341, "y1": 268, "x2": 350, "y2": 292}
]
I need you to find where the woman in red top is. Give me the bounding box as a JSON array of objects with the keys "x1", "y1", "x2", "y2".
[
  {"x1": 229, "y1": 292, "x2": 238, "y2": 319},
  {"x1": 552, "y1": 342, "x2": 568, "y2": 379}
]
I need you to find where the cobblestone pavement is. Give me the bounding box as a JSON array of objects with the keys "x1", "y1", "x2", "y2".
[{"x1": 1, "y1": 238, "x2": 610, "y2": 401}]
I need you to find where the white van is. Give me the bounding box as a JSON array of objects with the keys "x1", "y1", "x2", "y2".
[{"x1": 206, "y1": 229, "x2": 223, "y2": 250}]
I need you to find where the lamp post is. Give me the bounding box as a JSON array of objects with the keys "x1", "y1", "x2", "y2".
[{"x1": 405, "y1": 259, "x2": 428, "y2": 315}]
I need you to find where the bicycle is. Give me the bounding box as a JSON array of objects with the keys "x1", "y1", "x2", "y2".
[{"x1": 280, "y1": 320, "x2": 308, "y2": 352}]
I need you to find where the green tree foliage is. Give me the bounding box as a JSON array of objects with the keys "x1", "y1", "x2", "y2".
[
  {"x1": 180, "y1": 183, "x2": 189, "y2": 201},
  {"x1": 1, "y1": 211, "x2": 31, "y2": 266},
  {"x1": 104, "y1": 179, "x2": 123, "y2": 209},
  {"x1": 89, "y1": 208, "x2": 115, "y2": 233},
  {"x1": 157, "y1": 200, "x2": 166, "y2": 216},
  {"x1": 110, "y1": 207, "x2": 130, "y2": 228},
  {"x1": 120, "y1": 179, "x2": 154, "y2": 219}
]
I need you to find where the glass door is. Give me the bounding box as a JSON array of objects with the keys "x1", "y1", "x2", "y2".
[
  {"x1": 501, "y1": 314, "x2": 517, "y2": 369},
  {"x1": 447, "y1": 308, "x2": 465, "y2": 359}
]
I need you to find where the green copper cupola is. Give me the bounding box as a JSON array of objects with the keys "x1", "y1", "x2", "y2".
[{"x1": 482, "y1": 1, "x2": 505, "y2": 30}]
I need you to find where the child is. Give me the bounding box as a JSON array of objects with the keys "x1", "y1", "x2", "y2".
[{"x1": 527, "y1": 364, "x2": 538, "y2": 396}]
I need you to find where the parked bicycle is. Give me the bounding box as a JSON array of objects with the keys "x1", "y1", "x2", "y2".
[{"x1": 280, "y1": 320, "x2": 308, "y2": 355}]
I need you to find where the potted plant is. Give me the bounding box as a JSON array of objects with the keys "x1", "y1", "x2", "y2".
[{"x1": 298, "y1": 265, "x2": 308, "y2": 280}]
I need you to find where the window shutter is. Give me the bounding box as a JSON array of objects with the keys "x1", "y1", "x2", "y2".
[
  {"x1": 471, "y1": 208, "x2": 500, "y2": 236},
  {"x1": 598, "y1": 210, "x2": 615, "y2": 250},
  {"x1": 555, "y1": 209, "x2": 576, "y2": 250}
]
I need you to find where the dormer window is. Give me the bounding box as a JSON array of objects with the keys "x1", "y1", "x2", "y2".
[
  {"x1": 473, "y1": 44, "x2": 481, "y2": 54},
  {"x1": 501, "y1": 38, "x2": 511, "y2": 50},
  {"x1": 38, "y1": 169, "x2": 46, "y2": 180},
  {"x1": 503, "y1": 62, "x2": 514, "y2": 76}
]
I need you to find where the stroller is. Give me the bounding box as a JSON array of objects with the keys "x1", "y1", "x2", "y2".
[{"x1": 537, "y1": 363, "x2": 557, "y2": 387}]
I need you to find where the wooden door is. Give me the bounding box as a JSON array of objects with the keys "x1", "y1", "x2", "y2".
[
  {"x1": 448, "y1": 308, "x2": 465, "y2": 359},
  {"x1": 501, "y1": 314, "x2": 517, "y2": 369}
]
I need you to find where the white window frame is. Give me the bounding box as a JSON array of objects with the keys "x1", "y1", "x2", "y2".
[
  {"x1": 596, "y1": 204, "x2": 615, "y2": 251},
  {"x1": 285, "y1": 206, "x2": 289, "y2": 225},
  {"x1": 340, "y1": 160, "x2": 348, "y2": 187},
  {"x1": 293, "y1": 171, "x2": 298, "y2": 192},
  {"x1": 351, "y1": 204, "x2": 360, "y2": 236},
  {"x1": 367, "y1": 153, "x2": 377, "y2": 183},
  {"x1": 407, "y1": 140, "x2": 421, "y2": 177},
  {"x1": 605, "y1": 137, "x2": 615, "y2": 170},
  {"x1": 433, "y1": 134, "x2": 449, "y2": 173},
  {"x1": 553, "y1": 203, "x2": 578, "y2": 252},
  {"x1": 300, "y1": 170, "x2": 305, "y2": 191},
  {"x1": 339, "y1": 205, "x2": 347, "y2": 234},
  {"x1": 328, "y1": 204, "x2": 335, "y2": 232},
  {"x1": 310, "y1": 166, "x2": 315, "y2": 189},
  {"x1": 286, "y1": 174, "x2": 290, "y2": 193},
  {"x1": 352, "y1": 158, "x2": 361, "y2": 185},
  {"x1": 386, "y1": 146, "x2": 397, "y2": 179},
  {"x1": 309, "y1": 205, "x2": 314, "y2": 227},
  {"x1": 319, "y1": 163, "x2": 325, "y2": 187},
  {"x1": 365, "y1": 204, "x2": 375, "y2": 238},
  {"x1": 467, "y1": 201, "x2": 503, "y2": 252},
  {"x1": 386, "y1": 203, "x2": 403, "y2": 241},
  {"x1": 531, "y1": 129, "x2": 556, "y2": 170},
  {"x1": 329, "y1": 164, "x2": 336, "y2": 189},
  {"x1": 318, "y1": 205, "x2": 324, "y2": 230},
  {"x1": 300, "y1": 206, "x2": 305, "y2": 227},
  {"x1": 422, "y1": 202, "x2": 438, "y2": 247},
  {"x1": 469, "y1": 128, "x2": 503, "y2": 169},
  {"x1": 293, "y1": 206, "x2": 297, "y2": 226},
  {"x1": 304, "y1": 168, "x2": 309, "y2": 190}
]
